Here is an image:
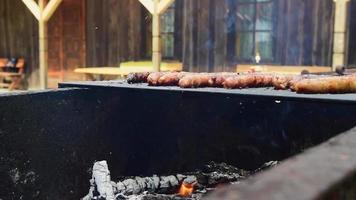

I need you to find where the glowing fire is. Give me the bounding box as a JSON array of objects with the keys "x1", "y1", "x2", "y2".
[{"x1": 178, "y1": 182, "x2": 196, "y2": 197}]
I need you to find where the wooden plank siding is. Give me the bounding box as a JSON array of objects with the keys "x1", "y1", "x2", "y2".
[
  {"x1": 275, "y1": 0, "x2": 334, "y2": 66},
  {"x1": 85, "y1": 0, "x2": 143, "y2": 67},
  {"x1": 47, "y1": 0, "x2": 86, "y2": 87},
  {"x1": 182, "y1": 0, "x2": 198, "y2": 72},
  {"x1": 182, "y1": 0, "x2": 335, "y2": 72},
  {"x1": 0, "y1": 0, "x2": 39, "y2": 88},
  {"x1": 0, "y1": 0, "x2": 337, "y2": 88}
]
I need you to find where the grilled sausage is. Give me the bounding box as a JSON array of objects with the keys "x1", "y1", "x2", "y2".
[
  {"x1": 147, "y1": 72, "x2": 167, "y2": 86},
  {"x1": 157, "y1": 72, "x2": 192, "y2": 86},
  {"x1": 179, "y1": 74, "x2": 215, "y2": 88},
  {"x1": 223, "y1": 74, "x2": 274, "y2": 89},
  {"x1": 127, "y1": 72, "x2": 151, "y2": 84},
  {"x1": 213, "y1": 73, "x2": 239, "y2": 87},
  {"x1": 293, "y1": 76, "x2": 356, "y2": 94}
]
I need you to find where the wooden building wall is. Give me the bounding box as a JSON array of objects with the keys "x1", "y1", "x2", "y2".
[
  {"x1": 0, "y1": 0, "x2": 146, "y2": 88},
  {"x1": 276, "y1": 0, "x2": 334, "y2": 66},
  {"x1": 348, "y1": 0, "x2": 356, "y2": 66},
  {"x1": 0, "y1": 0, "x2": 39, "y2": 88},
  {"x1": 182, "y1": 0, "x2": 335, "y2": 72},
  {"x1": 0, "y1": 0, "x2": 87, "y2": 88},
  {"x1": 85, "y1": 0, "x2": 143, "y2": 67},
  {"x1": 0, "y1": 0, "x2": 336, "y2": 88},
  {"x1": 182, "y1": 0, "x2": 228, "y2": 72},
  {"x1": 47, "y1": 0, "x2": 86, "y2": 83}
]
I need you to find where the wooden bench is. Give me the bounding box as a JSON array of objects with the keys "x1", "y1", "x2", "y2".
[
  {"x1": 236, "y1": 64, "x2": 332, "y2": 75},
  {"x1": 0, "y1": 58, "x2": 25, "y2": 90},
  {"x1": 75, "y1": 61, "x2": 183, "y2": 80}
]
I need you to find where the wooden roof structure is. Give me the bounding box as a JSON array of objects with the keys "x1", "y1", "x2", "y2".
[
  {"x1": 22, "y1": 0, "x2": 174, "y2": 89},
  {"x1": 23, "y1": 0, "x2": 62, "y2": 89}
]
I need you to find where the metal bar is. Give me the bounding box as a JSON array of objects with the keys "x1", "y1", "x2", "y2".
[{"x1": 59, "y1": 81, "x2": 356, "y2": 104}]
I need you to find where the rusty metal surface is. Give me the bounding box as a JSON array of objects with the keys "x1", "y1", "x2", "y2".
[{"x1": 204, "y1": 127, "x2": 356, "y2": 200}]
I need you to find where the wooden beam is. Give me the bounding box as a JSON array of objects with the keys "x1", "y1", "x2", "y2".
[
  {"x1": 22, "y1": 0, "x2": 41, "y2": 21},
  {"x1": 23, "y1": 0, "x2": 62, "y2": 89},
  {"x1": 39, "y1": 0, "x2": 48, "y2": 89},
  {"x1": 139, "y1": 0, "x2": 154, "y2": 14},
  {"x1": 42, "y1": 0, "x2": 62, "y2": 22},
  {"x1": 157, "y1": 0, "x2": 175, "y2": 14},
  {"x1": 152, "y1": 0, "x2": 161, "y2": 71},
  {"x1": 139, "y1": 0, "x2": 175, "y2": 71},
  {"x1": 332, "y1": 0, "x2": 350, "y2": 69}
]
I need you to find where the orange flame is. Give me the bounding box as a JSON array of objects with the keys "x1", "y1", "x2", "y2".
[{"x1": 178, "y1": 182, "x2": 195, "y2": 197}]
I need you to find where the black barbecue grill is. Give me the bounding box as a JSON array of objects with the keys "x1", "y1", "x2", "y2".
[{"x1": 1, "y1": 81, "x2": 356, "y2": 199}]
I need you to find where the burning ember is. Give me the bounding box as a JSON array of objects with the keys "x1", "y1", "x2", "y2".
[{"x1": 178, "y1": 179, "x2": 197, "y2": 197}]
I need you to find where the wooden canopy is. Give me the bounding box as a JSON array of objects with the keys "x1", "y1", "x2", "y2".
[
  {"x1": 21, "y1": 0, "x2": 174, "y2": 89},
  {"x1": 22, "y1": 0, "x2": 62, "y2": 89}
]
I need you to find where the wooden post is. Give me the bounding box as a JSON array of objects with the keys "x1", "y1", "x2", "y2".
[
  {"x1": 22, "y1": 0, "x2": 62, "y2": 89},
  {"x1": 39, "y1": 0, "x2": 47, "y2": 89},
  {"x1": 139, "y1": 0, "x2": 175, "y2": 72},
  {"x1": 333, "y1": 0, "x2": 350, "y2": 70},
  {"x1": 152, "y1": 0, "x2": 161, "y2": 72}
]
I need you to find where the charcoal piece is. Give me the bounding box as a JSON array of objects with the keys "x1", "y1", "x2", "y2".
[
  {"x1": 116, "y1": 181, "x2": 126, "y2": 193},
  {"x1": 176, "y1": 174, "x2": 186, "y2": 183},
  {"x1": 191, "y1": 193, "x2": 204, "y2": 200},
  {"x1": 139, "y1": 194, "x2": 175, "y2": 200},
  {"x1": 131, "y1": 179, "x2": 142, "y2": 195},
  {"x1": 202, "y1": 161, "x2": 249, "y2": 176},
  {"x1": 137, "y1": 194, "x2": 199, "y2": 200},
  {"x1": 111, "y1": 181, "x2": 118, "y2": 194},
  {"x1": 207, "y1": 172, "x2": 237, "y2": 186},
  {"x1": 152, "y1": 175, "x2": 160, "y2": 189},
  {"x1": 158, "y1": 176, "x2": 171, "y2": 193},
  {"x1": 136, "y1": 177, "x2": 147, "y2": 191},
  {"x1": 194, "y1": 174, "x2": 208, "y2": 187},
  {"x1": 254, "y1": 161, "x2": 278, "y2": 172},
  {"x1": 116, "y1": 193, "x2": 128, "y2": 200},
  {"x1": 145, "y1": 177, "x2": 156, "y2": 192},
  {"x1": 183, "y1": 176, "x2": 197, "y2": 185},
  {"x1": 195, "y1": 188, "x2": 207, "y2": 194},
  {"x1": 123, "y1": 179, "x2": 141, "y2": 195},
  {"x1": 167, "y1": 175, "x2": 179, "y2": 187}
]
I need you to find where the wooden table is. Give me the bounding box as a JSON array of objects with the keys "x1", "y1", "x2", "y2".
[
  {"x1": 236, "y1": 64, "x2": 332, "y2": 74},
  {"x1": 75, "y1": 61, "x2": 182, "y2": 80}
]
